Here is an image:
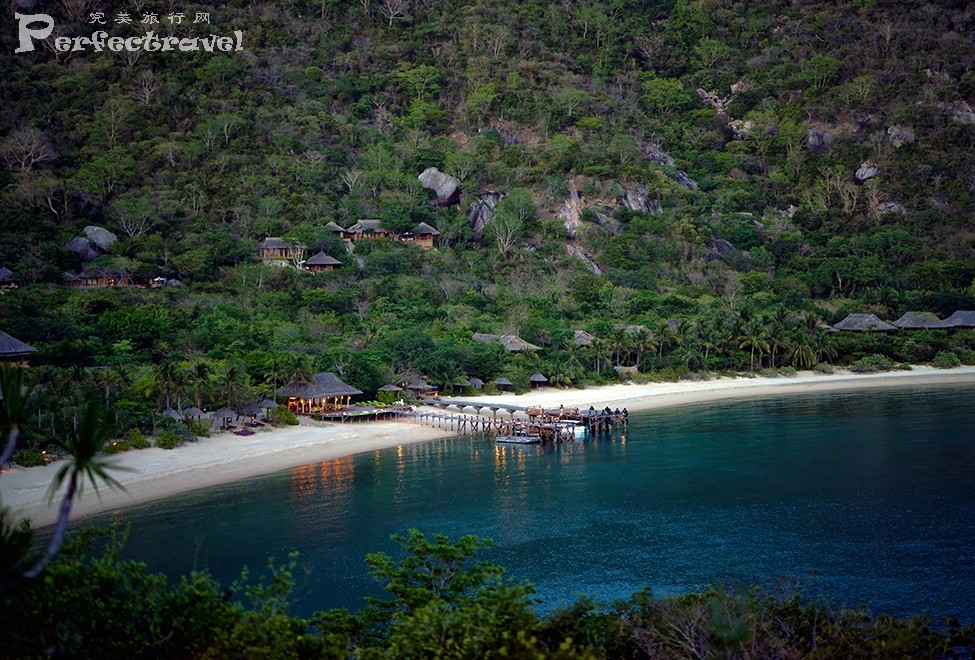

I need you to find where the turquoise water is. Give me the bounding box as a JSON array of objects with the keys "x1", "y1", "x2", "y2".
[{"x1": 81, "y1": 385, "x2": 975, "y2": 622}]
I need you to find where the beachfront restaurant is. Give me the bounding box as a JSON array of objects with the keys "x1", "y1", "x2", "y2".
[{"x1": 280, "y1": 372, "x2": 362, "y2": 415}]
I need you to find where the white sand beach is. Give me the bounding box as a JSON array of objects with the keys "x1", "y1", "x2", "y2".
[{"x1": 2, "y1": 366, "x2": 974, "y2": 528}]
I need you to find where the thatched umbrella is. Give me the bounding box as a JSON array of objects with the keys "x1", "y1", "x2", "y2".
[
  {"x1": 378, "y1": 384, "x2": 403, "y2": 392},
  {"x1": 161, "y1": 407, "x2": 181, "y2": 421},
  {"x1": 183, "y1": 406, "x2": 206, "y2": 420},
  {"x1": 259, "y1": 399, "x2": 279, "y2": 410},
  {"x1": 493, "y1": 377, "x2": 513, "y2": 392},
  {"x1": 211, "y1": 407, "x2": 237, "y2": 428}
]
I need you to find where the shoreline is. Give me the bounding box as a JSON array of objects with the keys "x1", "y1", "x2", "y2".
[{"x1": 2, "y1": 366, "x2": 974, "y2": 528}]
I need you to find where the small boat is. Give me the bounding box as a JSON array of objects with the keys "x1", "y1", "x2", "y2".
[{"x1": 496, "y1": 429, "x2": 542, "y2": 444}]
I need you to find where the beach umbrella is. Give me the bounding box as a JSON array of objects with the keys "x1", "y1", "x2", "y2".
[
  {"x1": 211, "y1": 407, "x2": 237, "y2": 427},
  {"x1": 240, "y1": 402, "x2": 263, "y2": 418},
  {"x1": 161, "y1": 407, "x2": 181, "y2": 420},
  {"x1": 183, "y1": 406, "x2": 205, "y2": 419},
  {"x1": 378, "y1": 384, "x2": 403, "y2": 392},
  {"x1": 493, "y1": 377, "x2": 513, "y2": 392},
  {"x1": 259, "y1": 399, "x2": 279, "y2": 410}
]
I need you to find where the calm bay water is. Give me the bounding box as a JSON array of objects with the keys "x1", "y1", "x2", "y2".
[{"x1": 81, "y1": 385, "x2": 975, "y2": 622}]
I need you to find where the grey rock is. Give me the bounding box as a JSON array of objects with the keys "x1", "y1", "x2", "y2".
[
  {"x1": 730, "y1": 79, "x2": 751, "y2": 94},
  {"x1": 594, "y1": 212, "x2": 622, "y2": 236},
  {"x1": 855, "y1": 161, "x2": 881, "y2": 182},
  {"x1": 886, "y1": 124, "x2": 915, "y2": 147},
  {"x1": 566, "y1": 244, "x2": 602, "y2": 275},
  {"x1": 706, "y1": 237, "x2": 742, "y2": 261},
  {"x1": 807, "y1": 128, "x2": 835, "y2": 151},
  {"x1": 671, "y1": 170, "x2": 698, "y2": 189},
  {"x1": 165, "y1": 278, "x2": 182, "y2": 287},
  {"x1": 66, "y1": 237, "x2": 100, "y2": 262},
  {"x1": 620, "y1": 184, "x2": 662, "y2": 214},
  {"x1": 558, "y1": 183, "x2": 583, "y2": 238},
  {"x1": 83, "y1": 225, "x2": 118, "y2": 252},
  {"x1": 469, "y1": 190, "x2": 501, "y2": 236},
  {"x1": 944, "y1": 100, "x2": 975, "y2": 124},
  {"x1": 644, "y1": 145, "x2": 674, "y2": 166},
  {"x1": 418, "y1": 167, "x2": 461, "y2": 206},
  {"x1": 729, "y1": 119, "x2": 754, "y2": 139},
  {"x1": 877, "y1": 202, "x2": 907, "y2": 215}
]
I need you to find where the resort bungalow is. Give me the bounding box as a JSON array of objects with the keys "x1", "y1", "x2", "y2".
[
  {"x1": 892, "y1": 312, "x2": 947, "y2": 329},
  {"x1": 258, "y1": 237, "x2": 305, "y2": 266},
  {"x1": 280, "y1": 372, "x2": 362, "y2": 414},
  {"x1": 325, "y1": 221, "x2": 348, "y2": 237},
  {"x1": 493, "y1": 377, "x2": 514, "y2": 392},
  {"x1": 529, "y1": 373, "x2": 548, "y2": 389},
  {"x1": 942, "y1": 310, "x2": 975, "y2": 330},
  {"x1": 403, "y1": 379, "x2": 438, "y2": 398},
  {"x1": 63, "y1": 269, "x2": 131, "y2": 288},
  {"x1": 303, "y1": 252, "x2": 342, "y2": 273},
  {"x1": 345, "y1": 220, "x2": 393, "y2": 241},
  {"x1": 0, "y1": 330, "x2": 36, "y2": 366},
  {"x1": 472, "y1": 333, "x2": 541, "y2": 352},
  {"x1": 574, "y1": 330, "x2": 595, "y2": 346},
  {"x1": 399, "y1": 222, "x2": 440, "y2": 249},
  {"x1": 613, "y1": 323, "x2": 651, "y2": 335},
  {"x1": 0, "y1": 267, "x2": 15, "y2": 289},
  {"x1": 832, "y1": 313, "x2": 897, "y2": 332}
]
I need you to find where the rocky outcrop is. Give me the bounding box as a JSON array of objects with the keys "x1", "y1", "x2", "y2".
[
  {"x1": 620, "y1": 184, "x2": 661, "y2": 214},
  {"x1": 697, "y1": 88, "x2": 731, "y2": 120},
  {"x1": 83, "y1": 225, "x2": 118, "y2": 253},
  {"x1": 566, "y1": 244, "x2": 602, "y2": 275},
  {"x1": 886, "y1": 125, "x2": 915, "y2": 147},
  {"x1": 706, "y1": 237, "x2": 744, "y2": 262},
  {"x1": 593, "y1": 212, "x2": 622, "y2": 236},
  {"x1": 877, "y1": 201, "x2": 907, "y2": 215},
  {"x1": 855, "y1": 161, "x2": 881, "y2": 182},
  {"x1": 644, "y1": 145, "x2": 675, "y2": 166},
  {"x1": 807, "y1": 128, "x2": 835, "y2": 151},
  {"x1": 469, "y1": 190, "x2": 501, "y2": 236},
  {"x1": 671, "y1": 170, "x2": 697, "y2": 189},
  {"x1": 66, "y1": 237, "x2": 101, "y2": 262},
  {"x1": 942, "y1": 100, "x2": 975, "y2": 124},
  {"x1": 558, "y1": 182, "x2": 583, "y2": 238},
  {"x1": 418, "y1": 167, "x2": 461, "y2": 206},
  {"x1": 729, "y1": 119, "x2": 755, "y2": 139}
]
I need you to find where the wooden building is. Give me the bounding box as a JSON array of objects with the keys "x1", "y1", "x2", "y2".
[
  {"x1": 0, "y1": 330, "x2": 36, "y2": 366},
  {"x1": 472, "y1": 332, "x2": 541, "y2": 352},
  {"x1": 0, "y1": 267, "x2": 15, "y2": 290},
  {"x1": 530, "y1": 373, "x2": 548, "y2": 389},
  {"x1": 303, "y1": 252, "x2": 342, "y2": 272},
  {"x1": 345, "y1": 220, "x2": 393, "y2": 241},
  {"x1": 280, "y1": 372, "x2": 362, "y2": 414},
  {"x1": 399, "y1": 222, "x2": 440, "y2": 249},
  {"x1": 892, "y1": 312, "x2": 947, "y2": 329},
  {"x1": 258, "y1": 237, "x2": 305, "y2": 266},
  {"x1": 942, "y1": 310, "x2": 975, "y2": 330},
  {"x1": 63, "y1": 270, "x2": 131, "y2": 288}
]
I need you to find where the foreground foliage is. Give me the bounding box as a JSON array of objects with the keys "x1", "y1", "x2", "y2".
[{"x1": 1, "y1": 528, "x2": 971, "y2": 659}]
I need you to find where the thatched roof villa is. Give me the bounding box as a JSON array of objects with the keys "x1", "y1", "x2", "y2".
[
  {"x1": 472, "y1": 333, "x2": 541, "y2": 351},
  {"x1": 303, "y1": 252, "x2": 341, "y2": 272},
  {"x1": 0, "y1": 330, "x2": 36, "y2": 365},
  {"x1": 280, "y1": 372, "x2": 362, "y2": 414},
  {"x1": 942, "y1": 310, "x2": 975, "y2": 329},
  {"x1": 892, "y1": 312, "x2": 947, "y2": 329},
  {"x1": 832, "y1": 313, "x2": 897, "y2": 332}
]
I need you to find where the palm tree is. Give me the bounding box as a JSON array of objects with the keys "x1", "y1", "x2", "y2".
[
  {"x1": 631, "y1": 327, "x2": 651, "y2": 370},
  {"x1": 610, "y1": 328, "x2": 632, "y2": 367},
  {"x1": 147, "y1": 360, "x2": 181, "y2": 411},
  {"x1": 587, "y1": 337, "x2": 612, "y2": 376},
  {"x1": 222, "y1": 361, "x2": 248, "y2": 410},
  {"x1": 787, "y1": 332, "x2": 817, "y2": 369},
  {"x1": 0, "y1": 366, "x2": 30, "y2": 468},
  {"x1": 738, "y1": 317, "x2": 770, "y2": 371},
  {"x1": 652, "y1": 320, "x2": 674, "y2": 360},
  {"x1": 187, "y1": 359, "x2": 212, "y2": 410},
  {"x1": 286, "y1": 354, "x2": 315, "y2": 388},
  {"x1": 24, "y1": 399, "x2": 128, "y2": 579},
  {"x1": 263, "y1": 353, "x2": 287, "y2": 402}
]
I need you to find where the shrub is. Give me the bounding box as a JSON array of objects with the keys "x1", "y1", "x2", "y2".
[
  {"x1": 759, "y1": 368, "x2": 779, "y2": 378},
  {"x1": 186, "y1": 419, "x2": 211, "y2": 438},
  {"x1": 931, "y1": 351, "x2": 961, "y2": 369},
  {"x1": 13, "y1": 449, "x2": 46, "y2": 467},
  {"x1": 155, "y1": 430, "x2": 182, "y2": 450},
  {"x1": 270, "y1": 407, "x2": 299, "y2": 426},
  {"x1": 125, "y1": 428, "x2": 150, "y2": 449},
  {"x1": 849, "y1": 354, "x2": 894, "y2": 373},
  {"x1": 104, "y1": 438, "x2": 130, "y2": 454},
  {"x1": 813, "y1": 363, "x2": 834, "y2": 374},
  {"x1": 778, "y1": 366, "x2": 798, "y2": 377},
  {"x1": 954, "y1": 347, "x2": 975, "y2": 365}
]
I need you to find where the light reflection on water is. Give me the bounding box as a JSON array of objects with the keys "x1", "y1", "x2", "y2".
[{"x1": 75, "y1": 385, "x2": 975, "y2": 623}]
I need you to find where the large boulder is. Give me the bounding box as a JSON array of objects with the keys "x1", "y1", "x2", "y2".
[
  {"x1": 620, "y1": 184, "x2": 662, "y2": 214},
  {"x1": 66, "y1": 237, "x2": 100, "y2": 262},
  {"x1": 671, "y1": 170, "x2": 697, "y2": 189},
  {"x1": 878, "y1": 201, "x2": 907, "y2": 215},
  {"x1": 418, "y1": 167, "x2": 461, "y2": 206},
  {"x1": 886, "y1": 124, "x2": 915, "y2": 147},
  {"x1": 855, "y1": 161, "x2": 881, "y2": 182},
  {"x1": 706, "y1": 237, "x2": 742, "y2": 261},
  {"x1": 469, "y1": 190, "x2": 501, "y2": 236},
  {"x1": 943, "y1": 100, "x2": 975, "y2": 124},
  {"x1": 807, "y1": 128, "x2": 835, "y2": 151},
  {"x1": 593, "y1": 212, "x2": 622, "y2": 236},
  {"x1": 566, "y1": 244, "x2": 602, "y2": 275},
  {"x1": 83, "y1": 225, "x2": 118, "y2": 253}
]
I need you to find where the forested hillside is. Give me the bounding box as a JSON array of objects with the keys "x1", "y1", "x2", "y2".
[{"x1": 2, "y1": 0, "x2": 975, "y2": 415}]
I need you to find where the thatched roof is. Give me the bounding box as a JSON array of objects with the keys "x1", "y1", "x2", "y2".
[
  {"x1": 405, "y1": 380, "x2": 435, "y2": 391},
  {"x1": 892, "y1": 312, "x2": 946, "y2": 329},
  {"x1": 464, "y1": 377, "x2": 485, "y2": 388},
  {"x1": 211, "y1": 407, "x2": 237, "y2": 422},
  {"x1": 832, "y1": 313, "x2": 897, "y2": 332},
  {"x1": 240, "y1": 402, "x2": 264, "y2": 417},
  {"x1": 472, "y1": 332, "x2": 541, "y2": 351},
  {"x1": 0, "y1": 267, "x2": 12, "y2": 282},
  {"x1": 494, "y1": 377, "x2": 513, "y2": 386},
  {"x1": 574, "y1": 330, "x2": 595, "y2": 346},
  {"x1": 304, "y1": 252, "x2": 341, "y2": 266},
  {"x1": 279, "y1": 372, "x2": 362, "y2": 398},
  {"x1": 347, "y1": 219, "x2": 386, "y2": 233},
  {"x1": 325, "y1": 222, "x2": 346, "y2": 233},
  {"x1": 413, "y1": 222, "x2": 440, "y2": 236},
  {"x1": 259, "y1": 399, "x2": 279, "y2": 409},
  {"x1": 0, "y1": 331, "x2": 36, "y2": 358},
  {"x1": 943, "y1": 310, "x2": 975, "y2": 328},
  {"x1": 529, "y1": 373, "x2": 548, "y2": 382},
  {"x1": 161, "y1": 407, "x2": 181, "y2": 420},
  {"x1": 183, "y1": 406, "x2": 206, "y2": 418},
  {"x1": 378, "y1": 384, "x2": 403, "y2": 392},
  {"x1": 258, "y1": 237, "x2": 286, "y2": 249}
]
